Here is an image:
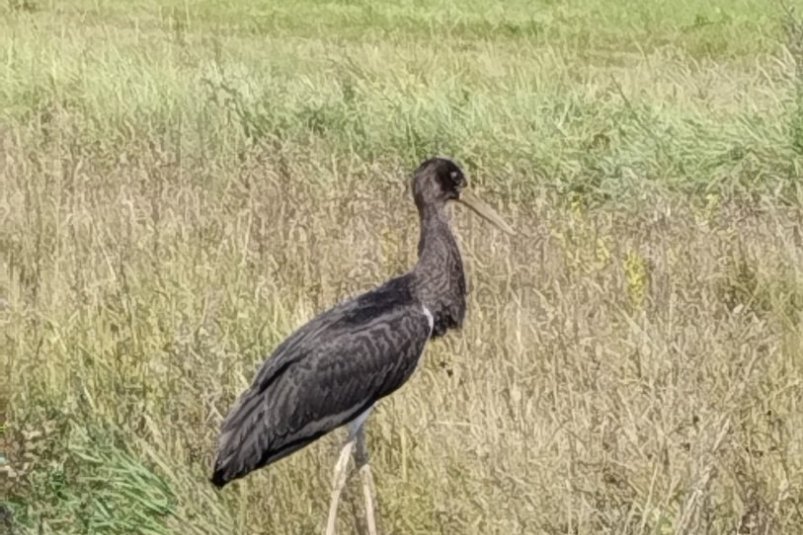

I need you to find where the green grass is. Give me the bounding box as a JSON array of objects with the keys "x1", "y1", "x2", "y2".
[{"x1": 2, "y1": 0, "x2": 803, "y2": 533}]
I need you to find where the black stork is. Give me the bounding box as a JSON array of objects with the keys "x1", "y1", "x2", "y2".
[{"x1": 210, "y1": 157, "x2": 514, "y2": 534}]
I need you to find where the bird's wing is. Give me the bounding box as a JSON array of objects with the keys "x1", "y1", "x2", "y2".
[{"x1": 211, "y1": 275, "x2": 432, "y2": 487}]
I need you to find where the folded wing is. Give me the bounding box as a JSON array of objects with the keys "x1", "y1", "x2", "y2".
[{"x1": 211, "y1": 275, "x2": 432, "y2": 487}]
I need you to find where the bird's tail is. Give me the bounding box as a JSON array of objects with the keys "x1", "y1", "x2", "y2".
[
  {"x1": 209, "y1": 388, "x2": 262, "y2": 489},
  {"x1": 210, "y1": 466, "x2": 229, "y2": 488},
  {"x1": 210, "y1": 427, "x2": 240, "y2": 488}
]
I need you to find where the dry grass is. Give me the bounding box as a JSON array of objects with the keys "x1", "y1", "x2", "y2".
[{"x1": 2, "y1": 1, "x2": 803, "y2": 534}]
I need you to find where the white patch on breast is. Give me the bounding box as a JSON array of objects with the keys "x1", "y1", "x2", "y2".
[
  {"x1": 421, "y1": 305, "x2": 434, "y2": 336},
  {"x1": 346, "y1": 405, "x2": 373, "y2": 439}
]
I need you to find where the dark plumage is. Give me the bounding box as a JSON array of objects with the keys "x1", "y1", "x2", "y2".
[
  {"x1": 211, "y1": 157, "x2": 512, "y2": 495},
  {"x1": 210, "y1": 275, "x2": 431, "y2": 486}
]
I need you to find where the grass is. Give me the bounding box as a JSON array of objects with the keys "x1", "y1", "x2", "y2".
[{"x1": 1, "y1": 0, "x2": 803, "y2": 533}]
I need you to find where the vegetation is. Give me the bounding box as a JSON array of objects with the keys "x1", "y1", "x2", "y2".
[{"x1": 1, "y1": 0, "x2": 802, "y2": 533}]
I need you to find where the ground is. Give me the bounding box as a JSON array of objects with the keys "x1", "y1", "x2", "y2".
[{"x1": 1, "y1": 0, "x2": 802, "y2": 533}]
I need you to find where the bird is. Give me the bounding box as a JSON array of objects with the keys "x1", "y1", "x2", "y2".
[{"x1": 210, "y1": 157, "x2": 514, "y2": 535}]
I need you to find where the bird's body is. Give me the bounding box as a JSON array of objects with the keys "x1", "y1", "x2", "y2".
[
  {"x1": 211, "y1": 273, "x2": 439, "y2": 486},
  {"x1": 210, "y1": 157, "x2": 513, "y2": 534}
]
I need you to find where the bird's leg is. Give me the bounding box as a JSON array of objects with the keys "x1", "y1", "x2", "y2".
[
  {"x1": 354, "y1": 426, "x2": 378, "y2": 535},
  {"x1": 325, "y1": 437, "x2": 355, "y2": 535}
]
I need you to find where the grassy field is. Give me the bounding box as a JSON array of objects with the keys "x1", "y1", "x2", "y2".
[{"x1": 2, "y1": 0, "x2": 803, "y2": 533}]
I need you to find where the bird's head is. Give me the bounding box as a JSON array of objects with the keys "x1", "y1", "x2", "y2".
[{"x1": 412, "y1": 157, "x2": 515, "y2": 235}]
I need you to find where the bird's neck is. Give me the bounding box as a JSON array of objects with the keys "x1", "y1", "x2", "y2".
[{"x1": 412, "y1": 204, "x2": 466, "y2": 337}]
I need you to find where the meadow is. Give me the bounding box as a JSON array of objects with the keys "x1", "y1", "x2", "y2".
[{"x1": 1, "y1": 0, "x2": 803, "y2": 533}]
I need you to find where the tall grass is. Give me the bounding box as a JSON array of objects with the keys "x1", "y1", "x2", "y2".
[{"x1": 1, "y1": 1, "x2": 802, "y2": 533}]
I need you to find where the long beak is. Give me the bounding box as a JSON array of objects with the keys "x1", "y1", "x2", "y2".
[{"x1": 458, "y1": 190, "x2": 516, "y2": 236}]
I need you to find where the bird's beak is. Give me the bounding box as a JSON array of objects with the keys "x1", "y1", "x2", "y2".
[{"x1": 458, "y1": 190, "x2": 516, "y2": 236}]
